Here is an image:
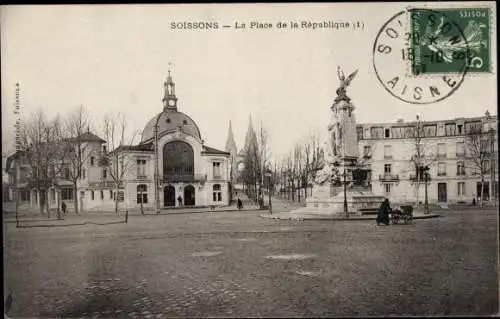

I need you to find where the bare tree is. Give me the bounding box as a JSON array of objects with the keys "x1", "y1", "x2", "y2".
[
  {"x1": 408, "y1": 116, "x2": 437, "y2": 208},
  {"x1": 241, "y1": 125, "x2": 260, "y2": 202},
  {"x1": 256, "y1": 120, "x2": 270, "y2": 207},
  {"x1": 465, "y1": 125, "x2": 495, "y2": 207},
  {"x1": 22, "y1": 110, "x2": 66, "y2": 217},
  {"x1": 356, "y1": 139, "x2": 376, "y2": 189},
  {"x1": 292, "y1": 143, "x2": 303, "y2": 202},
  {"x1": 303, "y1": 130, "x2": 324, "y2": 198},
  {"x1": 102, "y1": 112, "x2": 140, "y2": 215},
  {"x1": 63, "y1": 105, "x2": 91, "y2": 216}
]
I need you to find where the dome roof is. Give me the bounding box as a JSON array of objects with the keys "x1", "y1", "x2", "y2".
[{"x1": 141, "y1": 110, "x2": 202, "y2": 143}]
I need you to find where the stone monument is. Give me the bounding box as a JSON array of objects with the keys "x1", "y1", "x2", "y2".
[{"x1": 292, "y1": 66, "x2": 384, "y2": 217}]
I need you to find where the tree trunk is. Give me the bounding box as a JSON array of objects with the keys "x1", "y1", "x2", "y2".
[
  {"x1": 37, "y1": 188, "x2": 44, "y2": 216},
  {"x1": 115, "y1": 185, "x2": 119, "y2": 216},
  {"x1": 303, "y1": 181, "x2": 308, "y2": 199},
  {"x1": 45, "y1": 189, "x2": 50, "y2": 218},
  {"x1": 415, "y1": 175, "x2": 420, "y2": 208},
  {"x1": 480, "y1": 177, "x2": 485, "y2": 208},
  {"x1": 73, "y1": 181, "x2": 79, "y2": 216},
  {"x1": 298, "y1": 182, "x2": 301, "y2": 203}
]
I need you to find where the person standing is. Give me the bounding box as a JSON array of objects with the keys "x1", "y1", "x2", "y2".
[
  {"x1": 376, "y1": 198, "x2": 391, "y2": 226},
  {"x1": 177, "y1": 196, "x2": 182, "y2": 207}
]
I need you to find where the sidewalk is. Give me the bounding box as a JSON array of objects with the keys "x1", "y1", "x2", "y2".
[
  {"x1": 4, "y1": 214, "x2": 126, "y2": 228},
  {"x1": 135, "y1": 204, "x2": 261, "y2": 216}
]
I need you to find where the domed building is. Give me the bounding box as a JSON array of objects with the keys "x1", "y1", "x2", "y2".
[{"x1": 115, "y1": 70, "x2": 232, "y2": 210}]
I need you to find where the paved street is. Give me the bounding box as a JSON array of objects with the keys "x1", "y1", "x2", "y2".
[{"x1": 3, "y1": 208, "x2": 498, "y2": 317}]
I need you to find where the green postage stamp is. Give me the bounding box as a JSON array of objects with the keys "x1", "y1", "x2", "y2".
[{"x1": 410, "y1": 7, "x2": 491, "y2": 74}]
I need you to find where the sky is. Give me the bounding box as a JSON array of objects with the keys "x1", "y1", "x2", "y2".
[{"x1": 1, "y1": 2, "x2": 497, "y2": 161}]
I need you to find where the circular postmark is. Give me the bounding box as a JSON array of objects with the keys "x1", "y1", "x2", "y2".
[{"x1": 372, "y1": 8, "x2": 471, "y2": 104}]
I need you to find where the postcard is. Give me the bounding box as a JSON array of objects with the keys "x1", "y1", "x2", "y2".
[{"x1": 2, "y1": 2, "x2": 498, "y2": 318}]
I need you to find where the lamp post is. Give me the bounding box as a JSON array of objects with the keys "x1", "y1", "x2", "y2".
[
  {"x1": 343, "y1": 166, "x2": 348, "y2": 218},
  {"x1": 265, "y1": 170, "x2": 272, "y2": 214},
  {"x1": 154, "y1": 118, "x2": 161, "y2": 215},
  {"x1": 424, "y1": 166, "x2": 430, "y2": 214}
]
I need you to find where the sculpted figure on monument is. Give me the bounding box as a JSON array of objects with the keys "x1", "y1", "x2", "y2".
[
  {"x1": 335, "y1": 66, "x2": 358, "y2": 103},
  {"x1": 313, "y1": 66, "x2": 359, "y2": 186}
]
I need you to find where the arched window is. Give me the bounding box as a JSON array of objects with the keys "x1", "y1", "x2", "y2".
[
  {"x1": 213, "y1": 184, "x2": 222, "y2": 202},
  {"x1": 163, "y1": 141, "x2": 194, "y2": 179},
  {"x1": 137, "y1": 184, "x2": 148, "y2": 204}
]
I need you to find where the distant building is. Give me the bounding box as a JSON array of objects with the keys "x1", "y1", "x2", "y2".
[
  {"x1": 225, "y1": 115, "x2": 257, "y2": 188},
  {"x1": 5, "y1": 131, "x2": 107, "y2": 211},
  {"x1": 357, "y1": 112, "x2": 498, "y2": 205},
  {"x1": 5, "y1": 70, "x2": 232, "y2": 212}
]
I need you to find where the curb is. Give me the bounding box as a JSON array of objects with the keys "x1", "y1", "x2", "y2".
[
  {"x1": 137, "y1": 208, "x2": 261, "y2": 216},
  {"x1": 260, "y1": 214, "x2": 441, "y2": 221}
]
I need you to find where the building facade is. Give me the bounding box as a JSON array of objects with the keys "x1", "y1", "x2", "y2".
[
  {"x1": 5, "y1": 71, "x2": 232, "y2": 212},
  {"x1": 357, "y1": 112, "x2": 498, "y2": 205}
]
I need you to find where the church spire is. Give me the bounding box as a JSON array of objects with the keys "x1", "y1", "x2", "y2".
[
  {"x1": 225, "y1": 121, "x2": 238, "y2": 155},
  {"x1": 163, "y1": 63, "x2": 178, "y2": 111},
  {"x1": 244, "y1": 114, "x2": 257, "y2": 151}
]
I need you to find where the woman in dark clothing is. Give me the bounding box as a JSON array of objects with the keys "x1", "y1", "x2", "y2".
[{"x1": 377, "y1": 198, "x2": 391, "y2": 226}]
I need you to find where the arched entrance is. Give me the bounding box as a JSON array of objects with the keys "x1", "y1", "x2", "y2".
[
  {"x1": 184, "y1": 185, "x2": 195, "y2": 206},
  {"x1": 164, "y1": 185, "x2": 175, "y2": 207}
]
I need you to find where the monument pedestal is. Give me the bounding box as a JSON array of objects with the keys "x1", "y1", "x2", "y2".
[{"x1": 296, "y1": 186, "x2": 384, "y2": 217}]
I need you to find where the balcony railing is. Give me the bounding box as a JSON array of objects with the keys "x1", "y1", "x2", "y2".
[
  {"x1": 409, "y1": 174, "x2": 431, "y2": 182},
  {"x1": 162, "y1": 174, "x2": 207, "y2": 183},
  {"x1": 378, "y1": 174, "x2": 399, "y2": 182},
  {"x1": 88, "y1": 180, "x2": 116, "y2": 187}
]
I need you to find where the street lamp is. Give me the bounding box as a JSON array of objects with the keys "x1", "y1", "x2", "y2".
[
  {"x1": 154, "y1": 116, "x2": 162, "y2": 215},
  {"x1": 265, "y1": 170, "x2": 272, "y2": 214},
  {"x1": 418, "y1": 165, "x2": 430, "y2": 214},
  {"x1": 343, "y1": 166, "x2": 348, "y2": 218},
  {"x1": 423, "y1": 165, "x2": 430, "y2": 214}
]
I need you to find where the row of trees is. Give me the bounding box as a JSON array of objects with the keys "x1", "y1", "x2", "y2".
[
  {"x1": 240, "y1": 123, "x2": 326, "y2": 205},
  {"x1": 271, "y1": 131, "x2": 324, "y2": 202},
  {"x1": 13, "y1": 105, "x2": 138, "y2": 217}
]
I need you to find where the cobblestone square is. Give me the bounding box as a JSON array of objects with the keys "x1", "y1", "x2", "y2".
[{"x1": 4, "y1": 209, "x2": 498, "y2": 317}]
